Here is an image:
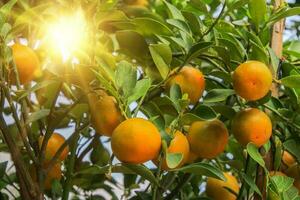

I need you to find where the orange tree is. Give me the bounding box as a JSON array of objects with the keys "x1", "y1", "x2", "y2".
[{"x1": 0, "y1": 0, "x2": 300, "y2": 199}]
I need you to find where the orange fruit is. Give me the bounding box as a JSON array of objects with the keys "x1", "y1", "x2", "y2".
[
  {"x1": 166, "y1": 66, "x2": 205, "y2": 104},
  {"x1": 30, "y1": 162, "x2": 62, "y2": 190},
  {"x1": 39, "y1": 132, "x2": 69, "y2": 161},
  {"x1": 11, "y1": 43, "x2": 41, "y2": 84},
  {"x1": 231, "y1": 108, "x2": 272, "y2": 147},
  {"x1": 282, "y1": 151, "x2": 296, "y2": 167},
  {"x1": 44, "y1": 163, "x2": 62, "y2": 190},
  {"x1": 187, "y1": 119, "x2": 228, "y2": 159},
  {"x1": 87, "y1": 90, "x2": 123, "y2": 137},
  {"x1": 206, "y1": 172, "x2": 240, "y2": 200},
  {"x1": 232, "y1": 61, "x2": 272, "y2": 101},
  {"x1": 269, "y1": 171, "x2": 286, "y2": 177},
  {"x1": 286, "y1": 164, "x2": 300, "y2": 191},
  {"x1": 111, "y1": 118, "x2": 161, "y2": 164},
  {"x1": 154, "y1": 130, "x2": 189, "y2": 170},
  {"x1": 186, "y1": 151, "x2": 198, "y2": 164}
]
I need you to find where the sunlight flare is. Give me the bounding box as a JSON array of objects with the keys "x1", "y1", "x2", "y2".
[{"x1": 44, "y1": 9, "x2": 87, "y2": 61}]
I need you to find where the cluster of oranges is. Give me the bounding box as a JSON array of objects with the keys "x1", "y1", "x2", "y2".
[
  {"x1": 11, "y1": 43, "x2": 296, "y2": 199},
  {"x1": 85, "y1": 61, "x2": 273, "y2": 199}
]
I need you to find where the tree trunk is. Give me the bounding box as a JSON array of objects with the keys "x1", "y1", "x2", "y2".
[{"x1": 0, "y1": 118, "x2": 42, "y2": 199}]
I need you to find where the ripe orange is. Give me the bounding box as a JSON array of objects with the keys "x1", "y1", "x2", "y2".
[
  {"x1": 187, "y1": 119, "x2": 228, "y2": 159},
  {"x1": 282, "y1": 151, "x2": 296, "y2": 167},
  {"x1": 11, "y1": 43, "x2": 41, "y2": 84},
  {"x1": 87, "y1": 90, "x2": 123, "y2": 137},
  {"x1": 231, "y1": 108, "x2": 272, "y2": 147},
  {"x1": 30, "y1": 162, "x2": 62, "y2": 190},
  {"x1": 44, "y1": 163, "x2": 62, "y2": 190},
  {"x1": 206, "y1": 172, "x2": 240, "y2": 200},
  {"x1": 154, "y1": 130, "x2": 189, "y2": 170},
  {"x1": 285, "y1": 164, "x2": 300, "y2": 191},
  {"x1": 111, "y1": 118, "x2": 161, "y2": 164},
  {"x1": 269, "y1": 171, "x2": 286, "y2": 177},
  {"x1": 186, "y1": 151, "x2": 198, "y2": 164},
  {"x1": 232, "y1": 61, "x2": 272, "y2": 101},
  {"x1": 39, "y1": 132, "x2": 69, "y2": 161},
  {"x1": 166, "y1": 66, "x2": 205, "y2": 104}
]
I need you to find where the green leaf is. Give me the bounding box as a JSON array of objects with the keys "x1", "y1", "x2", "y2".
[
  {"x1": 182, "y1": 11, "x2": 202, "y2": 35},
  {"x1": 268, "y1": 47, "x2": 280, "y2": 75},
  {"x1": 115, "y1": 61, "x2": 137, "y2": 97},
  {"x1": 0, "y1": 23, "x2": 11, "y2": 37},
  {"x1": 116, "y1": 30, "x2": 149, "y2": 60},
  {"x1": 151, "y1": 96, "x2": 179, "y2": 116},
  {"x1": 211, "y1": 105, "x2": 236, "y2": 120},
  {"x1": 240, "y1": 172, "x2": 262, "y2": 197},
  {"x1": 283, "y1": 186, "x2": 300, "y2": 200},
  {"x1": 281, "y1": 75, "x2": 300, "y2": 89},
  {"x1": 180, "y1": 113, "x2": 205, "y2": 125},
  {"x1": 184, "y1": 0, "x2": 208, "y2": 15},
  {"x1": 133, "y1": 18, "x2": 173, "y2": 36},
  {"x1": 149, "y1": 43, "x2": 171, "y2": 79},
  {"x1": 192, "y1": 105, "x2": 217, "y2": 120},
  {"x1": 274, "y1": 137, "x2": 282, "y2": 171},
  {"x1": 166, "y1": 19, "x2": 191, "y2": 35},
  {"x1": 213, "y1": 46, "x2": 231, "y2": 67},
  {"x1": 75, "y1": 165, "x2": 133, "y2": 175},
  {"x1": 218, "y1": 38, "x2": 244, "y2": 60},
  {"x1": 166, "y1": 153, "x2": 183, "y2": 169},
  {"x1": 269, "y1": 7, "x2": 300, "y2": 25},
  {"x1": 163, "y1": 1, "x2": 185, "y2": 20},
  {"x1": 174, "y1": 162, "x2": 226, "y2": 181},
  {"x1": 17, "y1": 79, "x2": 58, "y2": 101},
  {"x1": 51, "y1": 179, "x2": 63, "y2": 196},
  {"x1": 141, "y1": 102, "x2": 165, "y2": 131},
  {"x1": 270, "y1": 175, "x2": 294, "y2": 193},
  {"x1": 0, "y1": 0, "x2": 17, "y2": 18},
  {"x1": 69, "y1": 104, "x2": 89, "y2": 119},
  {"x1": 249, "y1": 40, "x2": 269, "y2": 64},
  {"x1": 185, "y1": 42, "x2": 212, "y2": 63},
  {"x1": 169, "y1": 84, "x2": 182, "y2": 103},
  {"x1": 27, "y1": 109, "x2": 50, "y2": 124},
  {"x1": 248, "y1": 0, "x2": 266, "y2": 28},
  {"x1": 127, "y1": 78, "x2": 151, "y2": 104},
  {"x1": 204, "y1": 89, "x2": 235, "y2": 103},
  {"x1": 122, "y1": 164, "x2": 159, "y2": 186},
  {"x1": 247, "y1": 143, "x2": 265, "y2": 168}
]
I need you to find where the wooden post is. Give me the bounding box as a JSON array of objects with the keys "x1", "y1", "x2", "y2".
[
  {"x1": 270, "y1": 0, "x2": 285, "y2": 97},
  {"x1": 255, "y1": 0, "x2": 285, "y2": 199}
]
